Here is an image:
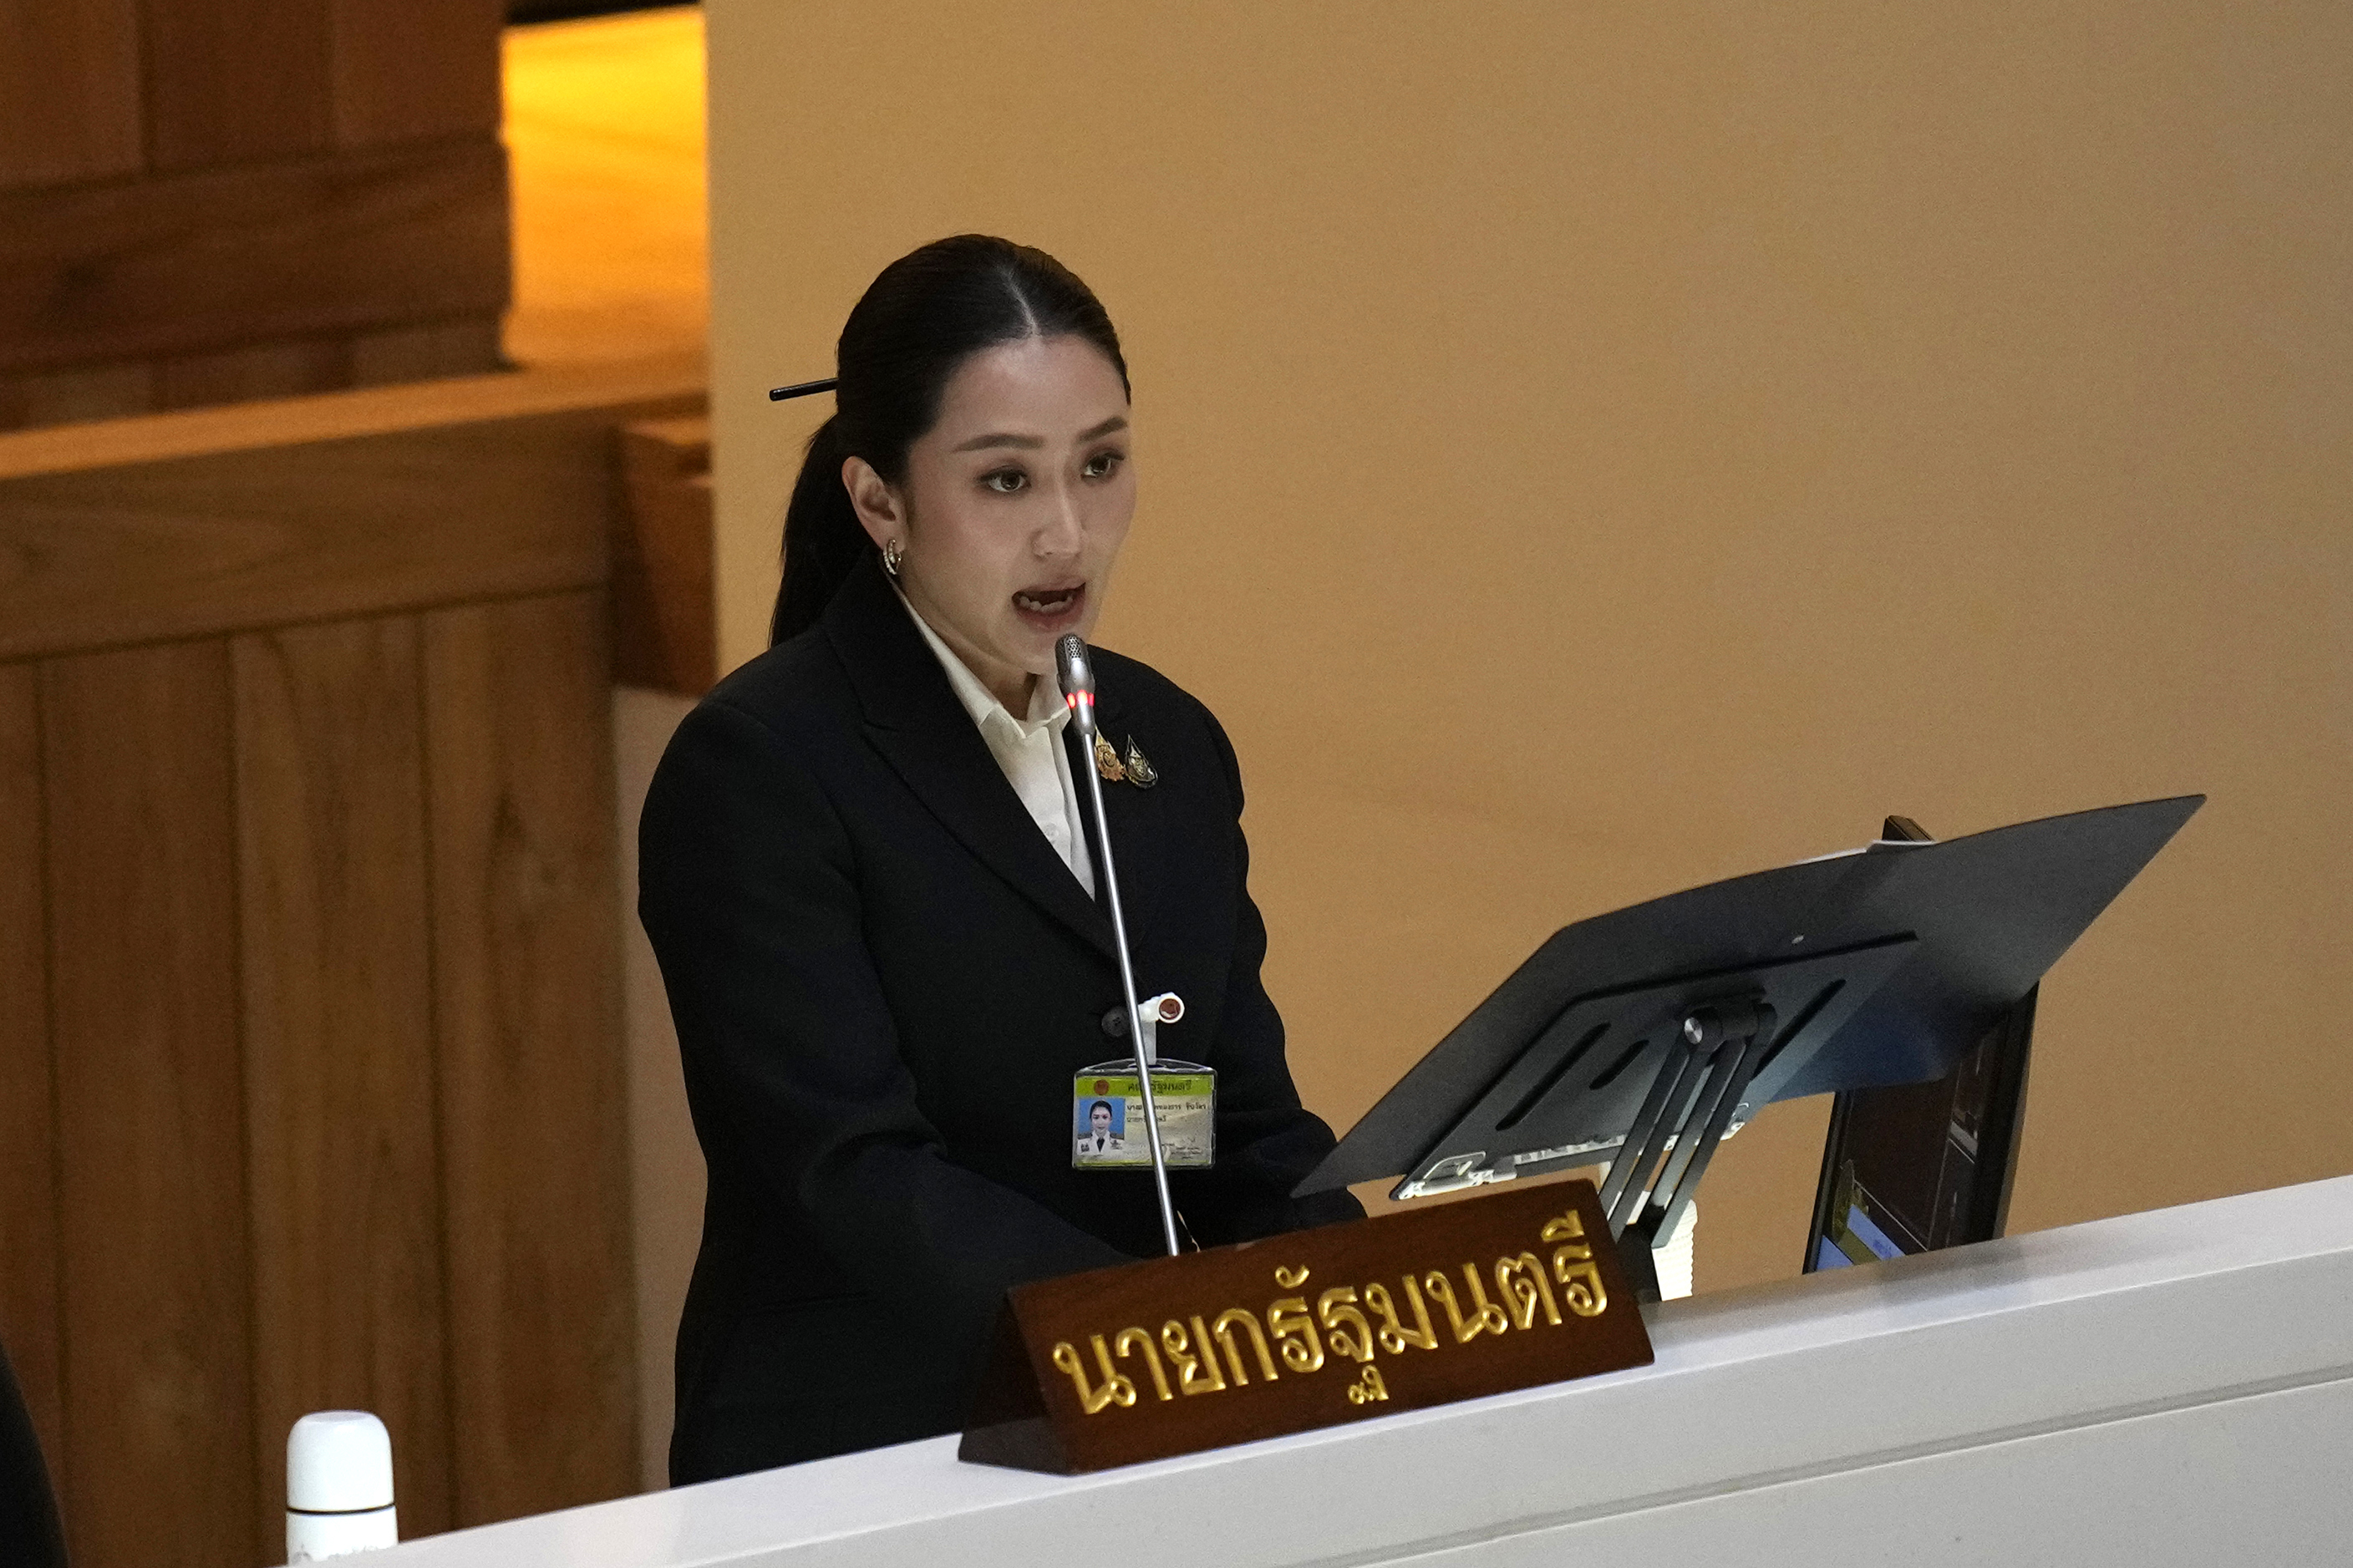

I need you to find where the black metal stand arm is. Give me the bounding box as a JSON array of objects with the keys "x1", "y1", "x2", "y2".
[{"x1": 1595, "y1": 999, "x2": 1776, "y2": 1302}]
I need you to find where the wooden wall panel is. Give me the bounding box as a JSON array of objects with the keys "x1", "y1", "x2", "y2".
[
  {"x1": 0, "y1": 363, "x2": 703, "y2": 484},
  {"x1": 0, "y1": 136, "x2": 508, "y2": 378},
  {"x1": 0, "y1": 664, "x2": 64, "y2": 1489},
  {"x1": 138, "y1": 318, "x2": 515, "y2": 419},
  {"x1": 140, "y1": 0, "x2": 332, "y2": 173},
  {"x1": 424, "y1": 591, "x2": 637, "y2": 1525},
  {"x1": 0, "y1": 0, "x2": 517, "y2": 429},
  {"x1": 42, "y1": 641, "x2": 258, "y2": 1568},
  {"x1": 0, "y1": 405, "x2": 662, "y2": 664},
  {"x1": 154, "y1": 337, "x2": 357, "y2": 414},
  {"x1": 0, "y1": 383, "x2": 671, "y2": 1551},
  {"x1": 0, "y1": 0, "x2": 143, "y2": 190},
  {"x1": 232, "y1": 617, "x2": 454, "y2": 1545},
  {"x1": 332, "y1": 0, "x2": 503, "y2": 151},
  {"x1": 0, "y1": 362, "x2": 155, "y2": 433},
  {"x1": 614, "y1": 416, "x2": 716, "y2": 696},
  {"x1": 348, "y1": 317, "x2": 506, "y2": 389}
]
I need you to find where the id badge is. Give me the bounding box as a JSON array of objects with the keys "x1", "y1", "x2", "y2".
[{"x1": 1072, "y1": 1060, "x2": 1216, "y2": 1169}]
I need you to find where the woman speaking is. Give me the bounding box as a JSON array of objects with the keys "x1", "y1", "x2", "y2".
[{"x1": 639, "y1": 235, "x2": 1360, "y2": 1482}]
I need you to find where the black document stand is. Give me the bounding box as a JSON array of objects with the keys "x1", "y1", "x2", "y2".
[{"x1": 1298, "y1": 795, "x2": 2204, "y2": 1300}]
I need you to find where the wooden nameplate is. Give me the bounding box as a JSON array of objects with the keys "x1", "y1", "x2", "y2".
[{"x1": 958, "y1": 1178, "x2": 1652, "y2": 1474}]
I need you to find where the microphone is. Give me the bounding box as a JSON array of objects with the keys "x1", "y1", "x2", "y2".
[
  {"x1": 1056, "y1": 634, "x2": 1180, "y2": 1256},
  {"x1": 1055, "y1": 634, "x2": 1096, "y2": 736}
]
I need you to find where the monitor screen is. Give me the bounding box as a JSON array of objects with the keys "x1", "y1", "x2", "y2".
[{"x1": 1807, "y1": 988, "x2": 2035, "y2": 1271}]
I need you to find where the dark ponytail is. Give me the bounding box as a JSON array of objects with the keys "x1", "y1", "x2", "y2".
[
  {"x1": 770, "y1": 416, "x2": 865, "y2": 647},
  {"x1": 769, "y1": 235, "x2": 1131, "y2": 646}
]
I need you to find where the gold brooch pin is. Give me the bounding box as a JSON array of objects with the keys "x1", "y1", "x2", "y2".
[{"x1": 1092, "y1": 733, "x2": 1158, "y2": 787}]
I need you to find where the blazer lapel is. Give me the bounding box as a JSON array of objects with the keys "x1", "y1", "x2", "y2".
[{"x1": 823, "y1": 558, "x2": 1116, "y2": 962}]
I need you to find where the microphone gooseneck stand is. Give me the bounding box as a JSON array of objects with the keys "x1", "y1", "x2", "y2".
[{"x1": 1057, "y1": 635, "x2": 1182, "y2": 1258}]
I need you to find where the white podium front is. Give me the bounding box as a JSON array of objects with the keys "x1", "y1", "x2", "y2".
[{"x1": 380, "y1": 1176, "x2": 2353, "y2": 1568}]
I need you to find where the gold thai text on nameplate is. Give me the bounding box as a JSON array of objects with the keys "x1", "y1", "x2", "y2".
[{"x1": 1046, "y1": 1208, "x2": 1610, "y2": 1415}]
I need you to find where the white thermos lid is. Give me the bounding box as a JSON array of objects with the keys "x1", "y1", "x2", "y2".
[{"x1": 287, "y1": 1412, "x2": 394, "y2": 1513}]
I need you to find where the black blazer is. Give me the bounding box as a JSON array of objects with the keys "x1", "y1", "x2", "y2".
[{"x1": 639, "y1": 556, "x2": 1360, "y2": 1481}]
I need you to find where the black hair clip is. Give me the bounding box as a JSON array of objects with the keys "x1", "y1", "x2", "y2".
[{"x1": 768, "y1": 378, "x2": 839, "y2": 402}]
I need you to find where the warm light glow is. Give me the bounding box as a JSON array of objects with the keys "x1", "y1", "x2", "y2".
[{"x1": 501, "y1": 7, "x2": 708, "y2": 368}]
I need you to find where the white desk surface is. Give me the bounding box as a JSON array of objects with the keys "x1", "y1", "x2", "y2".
[{"x1": 374, "y1": 1175, "x2": 2353, "y2": 1568}]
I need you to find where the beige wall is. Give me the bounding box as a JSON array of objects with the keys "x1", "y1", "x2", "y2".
[{"x1": 704, "y1": 1, "x2": 2353, "y2": 1293}]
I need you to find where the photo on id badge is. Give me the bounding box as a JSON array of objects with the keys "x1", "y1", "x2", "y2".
[
  {"x1": 1071, "y1": 1065, "x2": 1216, "y2": 1169},
  {"x1": 1075, "y1": 1094, "x2": 1127, "y2": 1160}
]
